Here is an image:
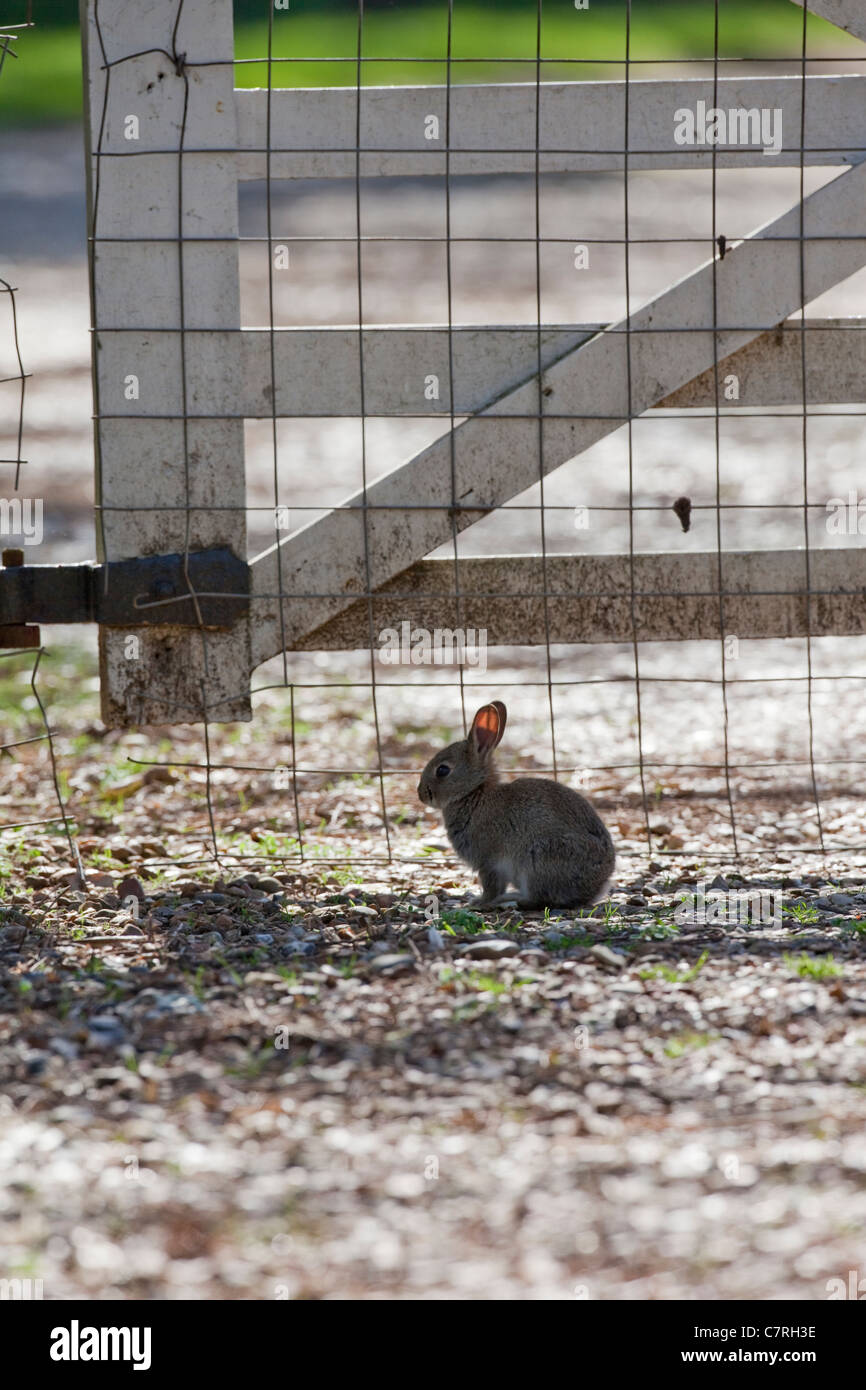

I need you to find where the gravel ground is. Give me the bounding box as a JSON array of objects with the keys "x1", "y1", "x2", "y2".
[{"x1": 2, "y1": 835, "x2": 866, "y2": 1300}]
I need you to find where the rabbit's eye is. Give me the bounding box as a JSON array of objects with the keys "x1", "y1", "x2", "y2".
[{"x1": 435, "y1": 763, "x2": 451, "y2": 779}]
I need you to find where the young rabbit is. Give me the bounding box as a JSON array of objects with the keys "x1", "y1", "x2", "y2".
[{"x1": 418, "y1": 701, "x2": 614, "y2": 909}]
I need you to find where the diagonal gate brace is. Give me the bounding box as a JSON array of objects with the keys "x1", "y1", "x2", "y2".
[{"x1": 251, "y1": 158, "x2": 866, "y2": 666}]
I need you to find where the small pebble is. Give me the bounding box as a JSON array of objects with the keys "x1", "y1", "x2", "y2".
[{"x1": 458, "y1": 939, "x2": 519, "y2": 960}]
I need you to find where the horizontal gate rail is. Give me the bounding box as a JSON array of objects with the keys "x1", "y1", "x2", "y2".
[
  {"x1": 89, "y1": 319, "x2": 866, "y2": 418},
  {"x1": 234, "y1": 75, "x2": 866, "y2": 179},
  {"x1": 295, "y1": 549, "x2": 866, "y2": 649}
]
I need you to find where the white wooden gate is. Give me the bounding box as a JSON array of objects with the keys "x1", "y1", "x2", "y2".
[{"x1": 81, "y1": 0, "x2": 866, "y2": 727}]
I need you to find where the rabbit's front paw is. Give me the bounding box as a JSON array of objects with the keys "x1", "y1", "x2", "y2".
[{"x1": 472, "y1": 891, "x2": 519, "y2": 911}]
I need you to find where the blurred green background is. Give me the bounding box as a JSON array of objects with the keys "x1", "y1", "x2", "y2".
[{"x1": 0, "y1": 0, "x2": 859, "y2": 126}]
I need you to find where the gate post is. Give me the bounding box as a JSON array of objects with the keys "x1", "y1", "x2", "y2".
[{"x1": 80, "y1": 0, "x2": 251, "y2": 725}]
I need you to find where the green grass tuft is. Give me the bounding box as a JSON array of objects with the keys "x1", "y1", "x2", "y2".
[{"x1": 783, "y1": 952, "x2": 843, "y2": 980}]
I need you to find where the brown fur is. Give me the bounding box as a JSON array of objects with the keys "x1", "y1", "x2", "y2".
[{"x1": 418, "y1": 702, "x2": 615, "y2": 909}]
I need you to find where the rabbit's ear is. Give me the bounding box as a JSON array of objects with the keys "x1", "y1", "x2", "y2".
[{"x1": 469, "y1": 701, "x2": 507, "y2": 757}]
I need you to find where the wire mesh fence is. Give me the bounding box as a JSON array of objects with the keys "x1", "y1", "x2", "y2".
[
  {"x1": 5, "y1": 0, "x2": 866, "y2": 887},
  {"x1": 0, "y1": 2, "x2": 82, "y2": 890}
]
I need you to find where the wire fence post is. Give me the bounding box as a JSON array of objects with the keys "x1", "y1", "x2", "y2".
[{"x1": 81, "y1": 0, "x2": 251, "y2": 727}]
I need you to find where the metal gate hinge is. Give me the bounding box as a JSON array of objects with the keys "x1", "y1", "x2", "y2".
[{"x1": 0, "y1": 547, "x2": 249, "y2": 646}]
